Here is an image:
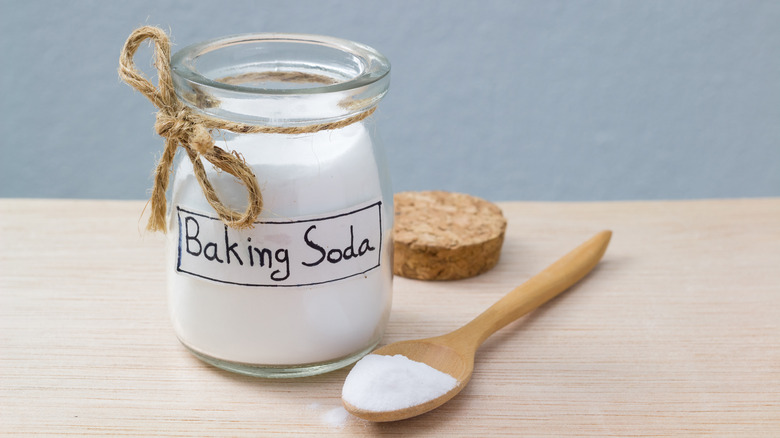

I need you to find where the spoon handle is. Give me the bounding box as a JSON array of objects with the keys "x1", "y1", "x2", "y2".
[{"x1": 447, "y1": 230, "x2": 612, "y2": 351}]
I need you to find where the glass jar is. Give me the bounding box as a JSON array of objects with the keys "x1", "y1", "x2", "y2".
[{"x1": 166, "y1": 33, "x2": 393, "y2": 377}]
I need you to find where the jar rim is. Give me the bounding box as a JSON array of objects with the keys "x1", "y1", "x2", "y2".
[{"x1": 170, "y1": 33, "x2": 390, "y2": 96}]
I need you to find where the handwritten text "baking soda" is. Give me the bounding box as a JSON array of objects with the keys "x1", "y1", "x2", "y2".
[{"x1": 175, "y1": 202, "x2": 383, "y2": 287}]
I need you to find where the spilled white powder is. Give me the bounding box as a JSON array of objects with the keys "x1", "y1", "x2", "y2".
[
  {"x1": 342, "y1": 354, "x2": 458, "y2": 412},
  {"x1": 321, "y1": 406, "x2": 350, "y2": 427},
  {"x1": 306, "y1": 403, "x2": 352, "y2": 428}
]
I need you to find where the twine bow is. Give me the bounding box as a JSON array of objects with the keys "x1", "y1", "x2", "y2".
[{"x1": 118, "y1": 26, "x2": 262, "y2": 232}]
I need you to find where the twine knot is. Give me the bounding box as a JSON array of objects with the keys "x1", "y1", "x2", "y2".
[{"x1": 154, "y1": 110, "x2": 213, "y2": 155}]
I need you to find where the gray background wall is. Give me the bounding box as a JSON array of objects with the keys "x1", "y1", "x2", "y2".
[{"x1": 1, "y1": 0, "x2": 778, "y2": 202}]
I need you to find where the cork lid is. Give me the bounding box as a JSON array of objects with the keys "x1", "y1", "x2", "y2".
[{"x1": 393, "y1": 191, "x2": 507, "y2": 280}]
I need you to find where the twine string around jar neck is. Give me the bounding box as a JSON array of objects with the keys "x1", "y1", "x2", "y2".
[{"x1": 118, "y1": 26, "x2": 377, "y2": 232}]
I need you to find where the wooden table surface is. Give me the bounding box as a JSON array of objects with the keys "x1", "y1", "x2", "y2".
[{"x1": 1, "y1": 198, "x2": 778, "y2": 436}]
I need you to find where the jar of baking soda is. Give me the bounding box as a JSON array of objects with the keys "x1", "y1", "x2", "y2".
[{"x1": 119, "y1": 27, "x2": 393, "y2": 377}]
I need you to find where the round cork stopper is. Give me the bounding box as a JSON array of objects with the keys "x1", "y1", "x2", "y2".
[{"x1": 393, "y1": 191, "x2": 507, "y2": 280}]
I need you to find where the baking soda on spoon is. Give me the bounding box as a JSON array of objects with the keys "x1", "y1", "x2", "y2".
[
  {"x1": 342, "y1": 231, "x2": 612, "y2": 422},
  {"x1": 342, "y1": 354, "x2": 458, "y2": 413}
]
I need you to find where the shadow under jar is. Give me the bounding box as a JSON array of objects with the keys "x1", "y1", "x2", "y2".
[{"x1": 166, "y1": 34, "x2": 393, "y2": 378}]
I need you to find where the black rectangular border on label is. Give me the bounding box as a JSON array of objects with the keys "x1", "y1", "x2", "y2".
[{"x1": 175, "y1": 201, "x2": 383, "y2": 288}]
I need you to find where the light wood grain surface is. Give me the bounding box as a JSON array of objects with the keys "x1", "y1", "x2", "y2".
[{"x1": 1, "y1": 198, "x2": 778, "y2": 436}]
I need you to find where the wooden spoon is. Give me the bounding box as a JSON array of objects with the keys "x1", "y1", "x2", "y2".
[{"x1": 342, "y1": 230, "x2": 612, "y2": 422}]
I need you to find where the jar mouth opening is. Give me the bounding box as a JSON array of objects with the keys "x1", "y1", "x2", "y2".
[{"x1": 171, "y1": 33, "x2": 390, "y2": 96}]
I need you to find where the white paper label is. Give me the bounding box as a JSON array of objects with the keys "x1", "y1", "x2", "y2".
[{"x1": 175, "y1": 200, "x2": 383, "y2": 287}]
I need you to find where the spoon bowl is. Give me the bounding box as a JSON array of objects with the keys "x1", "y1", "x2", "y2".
[
  {"x1": 343, "y1": 338, "x2": 474, "y2": 422},
  {"x1": 343, "y1": 230, "x2": 612, "y2": 422}
]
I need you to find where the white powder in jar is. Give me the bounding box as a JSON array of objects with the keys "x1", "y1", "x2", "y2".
[
  {"x1": 342, "y1": 354, "x2": 458, "y2": 412},
  {"x1": 167, "y1": 123, "x2": 393, "y2": 366}
]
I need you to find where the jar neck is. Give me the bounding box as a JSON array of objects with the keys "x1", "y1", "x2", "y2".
[{"x1": 170, "y1": 33, "x2": 390, "y2": 127}]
